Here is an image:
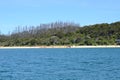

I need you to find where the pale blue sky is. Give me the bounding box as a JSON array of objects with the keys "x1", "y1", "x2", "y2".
[{"x1": 0, "y1": 0, "x2": 120, "y2": 34}]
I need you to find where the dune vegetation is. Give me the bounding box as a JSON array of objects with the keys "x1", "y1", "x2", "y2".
[{"x1": 0, "y1": 21, "x2": 120, "y2": 46}]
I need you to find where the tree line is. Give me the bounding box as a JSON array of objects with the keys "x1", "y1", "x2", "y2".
[{"x1": 0, "y1": 21, "x2": 120, "y2": 46}]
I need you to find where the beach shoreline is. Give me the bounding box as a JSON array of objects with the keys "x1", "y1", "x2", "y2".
[{"x1": 0, "y1": 45, "x2": 120, "y2": 49}]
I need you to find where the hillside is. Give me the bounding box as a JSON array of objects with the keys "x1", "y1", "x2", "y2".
[{"x1": 0, "y1": 21, "x2": 120, "y2": 46}]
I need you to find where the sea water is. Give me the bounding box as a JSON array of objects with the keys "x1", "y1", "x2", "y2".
[{"x1": 0, "y1": 48, "x2": 120, "y2": 80}]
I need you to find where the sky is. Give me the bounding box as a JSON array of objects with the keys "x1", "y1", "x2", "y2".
[{"x1": 0, "y1": 0, "x2": 120, "y2": 34}]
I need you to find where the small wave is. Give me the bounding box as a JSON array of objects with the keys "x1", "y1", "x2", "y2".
[{"x1": 0, "y1": 70, "x2": 10, "y2": 73}]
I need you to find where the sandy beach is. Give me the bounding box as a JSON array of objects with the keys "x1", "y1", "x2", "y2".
[
  {"x1": 71, "y1": 45, "x2": 120, "y2": 48},
  {"x1": 0, "y1": 45, "x2": 120, "y2": 49}
]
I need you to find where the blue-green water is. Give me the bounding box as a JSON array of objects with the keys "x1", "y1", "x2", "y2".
[{"x1": 0, "y1": 48, "x2": 120, "y2": 80}]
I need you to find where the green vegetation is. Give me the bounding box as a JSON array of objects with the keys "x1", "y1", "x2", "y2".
[{"x1": 0, "y1": 21, "x2": 120, "y2": 46}]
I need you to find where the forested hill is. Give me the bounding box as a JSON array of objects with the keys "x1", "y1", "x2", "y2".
[{"x1": 0, "y1": 21, "x2": 120, "y2": 46}]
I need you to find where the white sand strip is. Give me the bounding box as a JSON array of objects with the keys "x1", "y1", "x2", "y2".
[{"x1": 0, "y1": 45, "x2": 120, "y2": 49}]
